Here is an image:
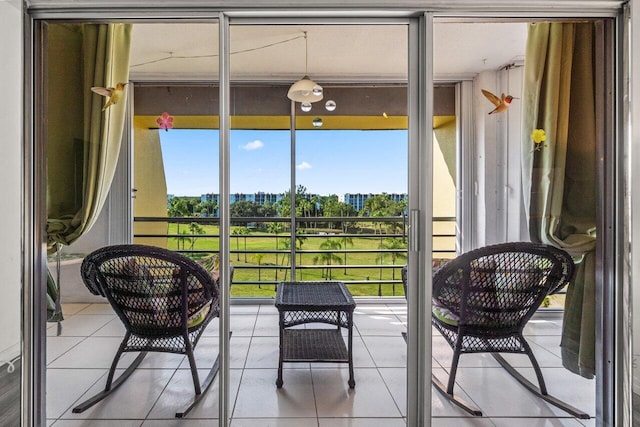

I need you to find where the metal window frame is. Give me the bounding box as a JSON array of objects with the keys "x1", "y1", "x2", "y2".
[{"x1": 22, "y1": 4, "x2": 628, "y2": 427}]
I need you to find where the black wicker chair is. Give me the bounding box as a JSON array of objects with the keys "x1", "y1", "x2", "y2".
[
  {"x1": 72, "y1": 244, "x2": 227, "y2": 418},
  {"x1": 403, "y1": 242, "x2": 588, "y2": 418}
]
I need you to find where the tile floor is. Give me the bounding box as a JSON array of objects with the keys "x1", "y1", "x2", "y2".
[{"x1": 46, "y1": 303, "x2": 595, "y2": 426}]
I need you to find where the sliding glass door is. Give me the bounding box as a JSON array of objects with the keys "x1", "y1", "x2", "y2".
[{"x1": 28, "y1": 6, "x2": 624, "y2": 427}]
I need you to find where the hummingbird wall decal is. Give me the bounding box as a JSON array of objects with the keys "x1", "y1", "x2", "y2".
[
  {"x1": 481, "y1": 89, "x2": 518, "y2": 115},
  {"x1": 91, "y1": 82, "x2": 128, "y2": 111}
]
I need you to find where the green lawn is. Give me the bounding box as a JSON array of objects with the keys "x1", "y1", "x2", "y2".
[
  {"x1": 148, "y1": 223, "x2": 455, "y2": 298},
  {"x1": 140, "y1": 222, "x2": 567, "y2": 309}
]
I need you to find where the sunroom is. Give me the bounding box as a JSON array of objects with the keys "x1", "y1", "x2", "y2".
[{"x1": 0, "y1": 1, "x2": 635, "y2": 426}]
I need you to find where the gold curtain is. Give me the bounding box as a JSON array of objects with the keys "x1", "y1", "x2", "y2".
[
  {"x1": 46, "y1": 23, "x2": 132, "y2": 321},
  {"x1": 521, "y1": 22, "x2": 597, "y2": 378}
]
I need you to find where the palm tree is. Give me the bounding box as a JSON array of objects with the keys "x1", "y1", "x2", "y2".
[
  {"x1": 312, "y1": 238, "x2": 342, "y2": 280},
  {"x1": 380, "y1": 237, "x2": 408, "y2": 295},
  {"x1": 231, "y1": 228, "x2": 242, "y2": 261},
  {"x1": 342, "y1": 235, "x2": 354, "y2": 274},
  {"x1": 176, "y1": 229, "x2": 189, "y2": 250},
  {"x1": 231, "y1": 226, "x2": 250, "y2": 262},
  {"x1": 279, "y1": 239, "x2": 291, "y2": 280},
  {"x1": 310, "y1": 195, "x2": 320, "y2": 229},
  {"x1": 239, "y1": 226, "x2": 251, "y2": 262},
  {"x1": 251, "y1": 253, "x2": 265, "y2": 288},
  {"x1": 297, "y1": 197, "x2": 312, "y2": 229},
  {"x1": 267, "y1": 222, "x2": 283, "y2": 280},
  {"x1": 296, "y1": 230, "x2": 307, "y2": 267},
  {"x1": 188, "y1": 222, "x2": 205, "y2": 250}
]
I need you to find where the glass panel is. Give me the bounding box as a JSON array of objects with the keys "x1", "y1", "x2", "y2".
[
  {"x1": 42, "y1": 21, "x2": 221, "y2": 422},
  {"x1": 157, "y1": 128, "x2": 220, "y2": 251},
  {"x1": 230, "y1": 128, "x2": 290, "y2": 296},
  {"x1": 295, "y1": 129, "x2": 408, "y2": 295},
  {"x1": 432, "y1": 19, "x2": 596, "y2": 419},
  {"x1": 228, "y1": 22, "x2": 410, "y2": 424},
  {"x1": 229, "y1": 24, "x2": 410, "y2": 297},
  {"x1": 290, "y1": 25, "x2": 410, "y2": 298},
  {"x1": 229, "y1": 26, "x2": 295, "y2": 296},
  {"x1": 432, "y1": 101, "x2": 456, "y2": 261}
]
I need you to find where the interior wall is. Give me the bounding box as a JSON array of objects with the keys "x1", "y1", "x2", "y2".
[
  {"x1": 500, "y1": 64, "x2": 527, "y2": 243},
  {"x1": 471, "y1": 66, "x2": 526, "y2": 248},
  {"x1": 473, "y1": 70, "x2": 499, "y2": 247},
  {"x1": 0, "y1": 0, "x2": 22, "y2": 363},
  {"x1": 0, "y1": 3, "x2": 23, "y2": 425}
]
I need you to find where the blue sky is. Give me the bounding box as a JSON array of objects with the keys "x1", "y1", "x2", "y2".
[{"x1": 159, "y1": 129, "x2": 408, "y2": 196}]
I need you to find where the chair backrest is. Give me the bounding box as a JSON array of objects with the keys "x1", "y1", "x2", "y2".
[
  {"x1": 401, "y1": 258, "x2": 452, "y2": 298},
  {"x1": 432, "y1": 242, "x2": 574, "y2": 331},
  {"x1": 81, "y1": 244, "x2": 219, "y2": 337}
]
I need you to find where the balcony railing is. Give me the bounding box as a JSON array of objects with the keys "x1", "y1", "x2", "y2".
[{"x1": 134, "y1": 215, "x2": 456, "y2": 298}]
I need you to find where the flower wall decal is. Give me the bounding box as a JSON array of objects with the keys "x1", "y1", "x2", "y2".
[
  {"x1": 156, "y1": 112, "x2": 174, "y2": 132},
  {"x1": 531, "y1": 128, "x2": 547, "y2": 151}
]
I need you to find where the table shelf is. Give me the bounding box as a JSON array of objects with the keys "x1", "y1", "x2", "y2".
[{"x1": 282, "y1": 329, "x2": 349, "y2": 362}]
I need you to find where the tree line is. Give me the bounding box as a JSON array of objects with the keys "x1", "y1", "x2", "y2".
[{"x1": 167, "y1": 185, "x2": 407, "y2": 222}]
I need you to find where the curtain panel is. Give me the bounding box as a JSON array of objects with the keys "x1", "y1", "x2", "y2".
[
  {"x1": 521, "y1": 22, "x2": 597, "y2": 378},
  {"x1": 46, "y1": 23, "x2": 132, "y2": 321}
]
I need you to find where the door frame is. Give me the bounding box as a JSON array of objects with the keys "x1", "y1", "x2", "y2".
[{"x1": 24, "y1": 4, "x2": 627, "y2": 427}]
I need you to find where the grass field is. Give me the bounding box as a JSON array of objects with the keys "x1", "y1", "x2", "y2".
[
  {"x1": 150, "y1": 223, "x2": 456, "y2": 298},
  {"x1": 133, "y1": 221, "x2": 566, "y2": 309}
]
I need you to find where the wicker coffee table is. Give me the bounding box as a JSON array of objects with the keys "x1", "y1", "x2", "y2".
[{"x1": 275, "y1": 281, "x2": 356, "y2": 388}]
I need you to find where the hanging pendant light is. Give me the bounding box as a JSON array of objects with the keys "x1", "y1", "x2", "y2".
[{"x1": 287, "y1": 31, "x2": 323, "y2": 104}]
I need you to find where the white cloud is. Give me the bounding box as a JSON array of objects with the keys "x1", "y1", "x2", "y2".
[
  {"x1": 242, "y1": 140, "x2": 264, "y2": 151},
  {"x1": 297, "y1": 161, "x2": 312, "y2": 170}
]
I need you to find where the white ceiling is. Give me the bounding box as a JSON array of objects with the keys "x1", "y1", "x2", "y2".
[{"x1": 129, "y1": 22, "x2": 528, "y2": 82}]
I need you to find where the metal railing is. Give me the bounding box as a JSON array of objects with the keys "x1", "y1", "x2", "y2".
[{"x1": 134, "y1": 215, "x2": 456, "y2": 297}]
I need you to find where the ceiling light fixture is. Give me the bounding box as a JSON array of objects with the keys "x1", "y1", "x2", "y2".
[{"x1": 287, "y1": 31, "x2": 323, "y2": 105}]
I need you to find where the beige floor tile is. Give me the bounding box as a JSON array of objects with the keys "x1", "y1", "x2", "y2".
[
  {"x1": 313, "y1": 367, "x2": 401, "y2": 418},
  {"x1": 44, "y1": 303, "x2": 593, "y2": 425},
  {"x1": 231, "y1": 418, "x2": 318, "y2": 427},
  {"x1": 60, "y1": 368, "x2": 175, "y2": 419},
  {"x1": 318, "y1": 418, "x2": 407, "y2": 427},
  {"x1": 232, "y1": 368, "x2": 316, "y2": 418}
]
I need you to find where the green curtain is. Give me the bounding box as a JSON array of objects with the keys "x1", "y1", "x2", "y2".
[
  {"x1": 46, "y1": 23, "x2": 132, "y2": 321},
  {"x1": 521, "y1": 22, "x2": 597, "y2": 378}
]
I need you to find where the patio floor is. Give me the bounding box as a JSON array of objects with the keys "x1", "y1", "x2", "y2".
[{"x1": 46, "y1": 302, "x2": 595, "y2": 426}]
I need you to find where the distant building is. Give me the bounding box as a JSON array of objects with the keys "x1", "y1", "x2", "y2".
[
  {"x1": 230, "y1": 193, "x2": 250, "y2": 204},
  {"x1": 201, "y1": 192, "x2": 283, "y2": 206},
  {"x1": 344, "y1": 193, "x2": 408, "y2": 212},
  {"x1": 201, "y1": 193, "x2": 219, "y2": 204},
  {"x1": 254, "y1": 192, "x2": 282, "y2": 205}
]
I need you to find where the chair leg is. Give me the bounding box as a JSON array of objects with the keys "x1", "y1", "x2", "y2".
[
  {"x1": 175, "y1": 331, "x2": 231, "y2": 418},
  {"x1": 522, "y1": 339, "x2": 547, "y2": 395},
  {"x1": 492, "y1": 352, "x2": 590, "y2": 419},
  {"x1": 72, "y1": 343, "x2": 147, "y2": 413},
  {"x1": 186, "y1": 342, "x2": 203, "y2": 395},
  {"x1": 431, "y1": 373, "x2": 482, "y2": 416},
  {"x1": 432, "y1": 339, "x2": 483, "y2": 417},
  {"x1": 446, "y1": 342, "x2": 462, "y2": 395},
  {"x1": 175, "y1": 352, "x2": 220, "y2": 418},
  {"x1": 403, "y1": 329, "x2": 481, "y2": 416}
]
